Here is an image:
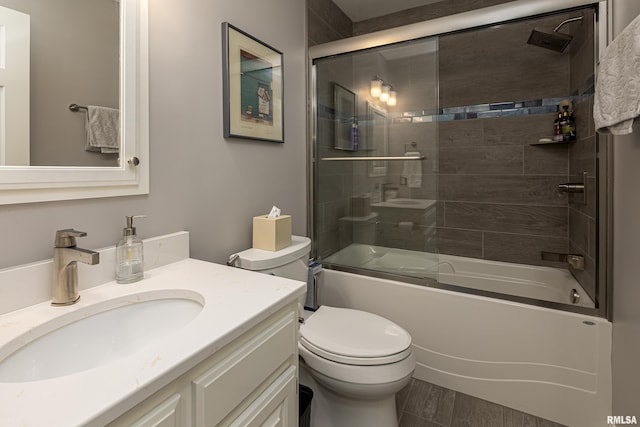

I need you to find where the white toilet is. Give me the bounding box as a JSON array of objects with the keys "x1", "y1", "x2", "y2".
[{"x1": 233, "y1": 236, "x2": 415, "y2": 427}]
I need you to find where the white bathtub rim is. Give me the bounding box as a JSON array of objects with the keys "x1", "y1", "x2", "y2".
[{"x1": 323, "y1": 243, "x2": 595, "y2": 308}]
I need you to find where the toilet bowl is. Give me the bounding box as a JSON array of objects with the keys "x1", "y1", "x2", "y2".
[{"x1": 232, "y1": 236, "x2": 415, "y2": 427}]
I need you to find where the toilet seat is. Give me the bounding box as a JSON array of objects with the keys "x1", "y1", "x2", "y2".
[
  {"x1": 300, "y1": 337, "x2": 412, "y2": 365},
  {"x1": 299, "y1": 306, "x2": 412, "y2": 366},
  {"x1": 299, "y1": 342, "x2": 416, "y2": 387}
]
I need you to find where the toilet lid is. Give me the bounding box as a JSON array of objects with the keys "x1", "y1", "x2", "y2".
[{"x1": 299, "y1": 306, "x2": 412, "y2": 365}]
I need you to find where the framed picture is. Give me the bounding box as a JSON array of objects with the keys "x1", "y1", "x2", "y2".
[
  {"x1": 222, "y1": 22, "x2": 284, "y2": 143},
  {"x1": 333, "y1": 83, "x2": 357, "y2": 151}
]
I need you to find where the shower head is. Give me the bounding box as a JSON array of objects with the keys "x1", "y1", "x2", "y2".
[
  {"x1": 527, "y1": 29, "x2": 573, "y2": 52},
  {"x1": 527, "y1": 16, "x2": 583, "y2": 53}
]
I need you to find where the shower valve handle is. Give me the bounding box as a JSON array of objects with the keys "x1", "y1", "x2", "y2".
[{"x1": 558, "y1": 183, "x2": 585, "y2": 193}]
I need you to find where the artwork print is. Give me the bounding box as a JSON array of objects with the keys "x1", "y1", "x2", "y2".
[{"x1": 223, "y1": 23, "x2": 284, "y2": 143}]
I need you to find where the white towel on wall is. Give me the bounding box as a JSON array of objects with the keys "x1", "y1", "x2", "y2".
[
  {"x1": 85, "y1": 105, "x2": 120, "y2": 153},
  {"x1": 402, "y1": 151, "x2": 422, "y2": 188},
  {"x1": 593, "y1": 13, "x2": 640, "y2": 135}
]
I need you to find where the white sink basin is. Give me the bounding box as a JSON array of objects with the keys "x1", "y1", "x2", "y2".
[
  {"x1": 388, "y1": 199, "x2": 423, "y2": 205},
  {"x1": 0, "y1": 291, "x2": 203, "y2": 382},
  {"x1": 371, "y1": 198, "x2": 436, "y2": 210}
]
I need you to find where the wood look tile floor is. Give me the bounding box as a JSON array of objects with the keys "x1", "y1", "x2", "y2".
[{"x1": 396, "y1": 379, "x2": 566, "y2": 427}]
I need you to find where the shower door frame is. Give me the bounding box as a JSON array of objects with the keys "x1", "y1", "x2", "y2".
[{"x1": 307, "y1": 0, "x2": 611, "y2": 319}]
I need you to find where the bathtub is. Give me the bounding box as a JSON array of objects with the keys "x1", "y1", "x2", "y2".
[
  {"x1": 320, "y1": 245, "x2": 611, "y2": 427},
  {"x1": 323, "y1": 243, "x2": 595, "y2": 308}
]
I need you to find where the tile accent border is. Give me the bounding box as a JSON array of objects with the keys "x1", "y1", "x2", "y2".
[{"x1": 392, "y1": 94, "x2": 592, "y2": 124}]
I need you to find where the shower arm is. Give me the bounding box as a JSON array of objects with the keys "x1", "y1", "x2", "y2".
[{"x1": 553, "y1": 16, "x2": 583, "y2": 32}]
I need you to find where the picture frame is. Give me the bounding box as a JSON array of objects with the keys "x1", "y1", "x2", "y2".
[
  {"x1": 333, "y1": 83, "x2": 357, "y2": 151},
  {"x1": 222, "y1": 22, "x2": 284, "y2": 143}
]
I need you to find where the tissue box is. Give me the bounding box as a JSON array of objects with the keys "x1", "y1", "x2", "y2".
[
  {"x1": 252, "y1": 215, "x2": 292, "y2": 251},
  {"x1": 351, "y1": 194, "x2": 371, "y2": 217}
]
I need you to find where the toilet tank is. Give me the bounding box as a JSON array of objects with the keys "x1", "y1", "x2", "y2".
[{"x1": 235, "y1": 235, "x2": 311, "y2": 282}]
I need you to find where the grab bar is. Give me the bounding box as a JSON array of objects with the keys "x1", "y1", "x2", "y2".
[
  {"x1": 320, "y1": 156, "x2": 425, "y2": 161},
  {"x1": 69, "y1": 103, "x2": 88, "y2": 112}
]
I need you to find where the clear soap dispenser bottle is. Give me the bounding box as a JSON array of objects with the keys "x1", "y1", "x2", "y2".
[{"x1": 116, "y1": 215, "x2": 145, "y2": 284}]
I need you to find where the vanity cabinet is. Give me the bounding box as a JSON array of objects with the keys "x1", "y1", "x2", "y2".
[{"x1": 108, "y1": 302, "x2": 299, "y2": 427}]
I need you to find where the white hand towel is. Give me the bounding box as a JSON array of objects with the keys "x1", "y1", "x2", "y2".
[
  {"x1": 402, "y1": 151, "x2": 422, "y2": 188},
  {"x1": 85, "y1": 105, "x2": 120, "y2": 153},
  {"x1": 593, "y1": 14, "x2": 640, "y2": 135}
]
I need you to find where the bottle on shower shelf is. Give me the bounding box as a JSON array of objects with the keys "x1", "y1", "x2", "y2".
[
  {"x1": 351, "y1": 123, "x2": 359, "y2": 151},
  {"x1": 553, "y1": 111, "x2": 563, "y2": 142}
]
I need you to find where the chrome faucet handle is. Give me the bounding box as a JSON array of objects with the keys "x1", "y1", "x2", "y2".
[{"x1": 54, "y1": 229, "x2": 88, "y2": 248}]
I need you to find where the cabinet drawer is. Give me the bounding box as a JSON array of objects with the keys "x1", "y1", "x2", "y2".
[{"x1": 192, "y1": 313, "x2": 296, "y2": 426}]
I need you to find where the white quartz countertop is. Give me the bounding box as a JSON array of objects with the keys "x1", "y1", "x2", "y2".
[{"x1": 0, "y1": 258, "x2": 306, "y2": 426}]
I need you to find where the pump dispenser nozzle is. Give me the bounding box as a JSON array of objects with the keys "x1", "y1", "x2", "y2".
[{"x1": 123, "y1": 215, "x2": 146, "y2": 237}]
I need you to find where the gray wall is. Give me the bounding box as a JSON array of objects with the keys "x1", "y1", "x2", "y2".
[
  {"x1": 0, "y1": 0, "x2": 307, "y2": 270},
  {"x1": 611, "y1": 0, "x2": 640, "y2": 418}
]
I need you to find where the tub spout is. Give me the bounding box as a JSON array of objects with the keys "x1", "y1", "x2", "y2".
[{"x1": 540, "y1": 251, "x2": 584, "y2": 270}]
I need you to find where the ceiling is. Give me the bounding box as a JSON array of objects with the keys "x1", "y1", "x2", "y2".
[{"x1": 332, "y1": 0, "x2": 445, "y2": 22}]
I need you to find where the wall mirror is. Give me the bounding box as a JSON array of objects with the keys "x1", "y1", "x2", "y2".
[
  {"x1": 367, "y1": 102, "x2": 388, "y2": 177},
  {"x1": 0, "y1": 0, "x2": 149, "y2": 204}
]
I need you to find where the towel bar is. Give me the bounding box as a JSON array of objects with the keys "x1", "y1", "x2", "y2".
[
  {"x1": 320, "y1": 156, "x2": 425, "y2": 161},
  {"x1": 69, "y1": 104, "x2": 88, "y2": 112}
]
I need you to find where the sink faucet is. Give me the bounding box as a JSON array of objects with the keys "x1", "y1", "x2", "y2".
[{"x1": 52, "y1": 229, "x2": 100, "y2": 305}]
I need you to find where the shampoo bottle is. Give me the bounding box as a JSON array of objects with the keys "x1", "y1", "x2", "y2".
[{"x1": 116, "y1": 215, "x2": 145, "y2": 284}]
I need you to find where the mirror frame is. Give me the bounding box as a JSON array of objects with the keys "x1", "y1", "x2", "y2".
[
  {"x1": 333, "y1": 83, "x2": 357, "y2": 151},
  {"x1": 367, "y1": 102, "x2": 388, "y2": 177},
  {"x1": 0, "y1": 0, "x2": 149, "y2": 205}
]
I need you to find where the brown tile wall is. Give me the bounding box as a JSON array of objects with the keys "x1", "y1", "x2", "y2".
[
  {"x1": 433, "y1": 14, "x2": 576, "y2": 267},
  {"x1": 353, "y1": 0, "x2": 513, "y2": 35},
  {"x1": 307, "y1": 0, "x2": 352, "y2": 46},
  {"x1": 436, "y1": 115, "x2": 571, "y2": 268}
]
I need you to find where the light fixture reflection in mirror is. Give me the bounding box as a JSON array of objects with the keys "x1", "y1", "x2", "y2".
[
  {"x1": 0, "y1": 0, "x2": 149, "y2": 205},
  {"x1": 370, "y1": 77, "x2": 397, "y2": 106},
  {"x1": 387, "y1": 90, "x2": 397, "y2": 106},
  {"x1": 379, "y1": 84, "x2": 390, "y2": 102},
  {"x1": 370, "y1": 78, "x2": 383, "y2": 97}
]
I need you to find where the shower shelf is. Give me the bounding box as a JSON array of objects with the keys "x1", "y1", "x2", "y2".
[{"x1": 530, "y1": 138, "x2": 576, "y2": 145}]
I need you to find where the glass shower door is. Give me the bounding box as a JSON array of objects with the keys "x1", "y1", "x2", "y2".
[{"x1": 313, "y1": 37, "x2": 440, "y2": 283}]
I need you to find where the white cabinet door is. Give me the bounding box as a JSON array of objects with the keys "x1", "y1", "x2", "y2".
[
  {"x1": 129, "y1": 394, "x2": 182, "y2": 427},
  {"x1": 230, "y1": 366, "x2": 297, "y2": 427},
  {"x1": 192, "y1": 314, "x2": 296, "y2": 427}
]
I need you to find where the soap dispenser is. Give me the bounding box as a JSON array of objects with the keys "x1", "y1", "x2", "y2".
[{"x1": 116, "y1": 215, "x2": 145, "y2": 284}]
